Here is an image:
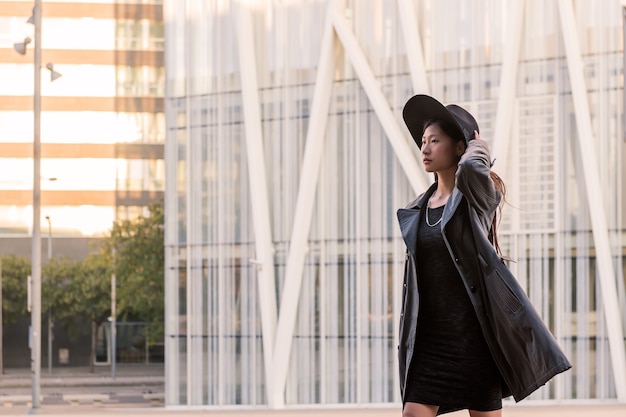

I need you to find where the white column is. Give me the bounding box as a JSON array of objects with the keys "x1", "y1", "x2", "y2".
[
  {"x1": 163, "y1": 0, "x2": 181, "y2": 405},
  {"x1": 183, "y1": 0, "x2": 194, "y2": 404},
  {"x1": 331, "y1": 7, "x2": 427, "y2": 195},
  {"x1": 397, "y1": 0, "x2": 430, "y2": 94},
  {"x1": 235, "y1": 2, "x2": 278, "y2": 406},
  {"x1": 491, "y1": 0, "x2": 524, "y2": 174},
  {"x1": 271, "y1": 1, "x2": 337, "y2": 407},
  {"x1": 557, "y1": 0, "x2": 626, "y2": 401}
]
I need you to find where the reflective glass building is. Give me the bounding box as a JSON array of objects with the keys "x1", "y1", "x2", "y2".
[
  {"x1": 164, "y1": 0, "x2": 626, "y2": 408},
  {"x1": 0, "y1": 0, "x2": 164, "y2": 252},
  {"x1": 0, "y1": 0, "x2": 165, "y2": 367}
]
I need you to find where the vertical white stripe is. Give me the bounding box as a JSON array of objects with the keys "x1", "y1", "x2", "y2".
[
  {"x1": 271, "y1": 0, "x2": 337, "y2": 406},
  {"x1": 491, "y1": 0, "x2": 524, "y2": 179},
  {"x1": 235, "y1": 2, "x2": 278, "y2": 405},
  {"x1": 331, "y1": 8, "x2": 427, "y2": 196},
  {"x1": 557, "y1": 0, "x2": 626, "y2": 400},
  {"x1": 397, "y1": 0, "x2": 430, "y2": 93}
]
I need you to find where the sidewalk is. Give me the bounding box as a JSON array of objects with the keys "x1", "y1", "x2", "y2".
[
  {"x1": 0, "y1": 364, "x2": 164, "y2": 388},
  {"x1": 0, "y1": 403, "x2": 624, "y2": 417},
  {"x1": 0, "y1": 367, "x2": 624, "y2": 416},
  {"x1": 0, "y1": 364, "x2": 164, "y2": 409}
]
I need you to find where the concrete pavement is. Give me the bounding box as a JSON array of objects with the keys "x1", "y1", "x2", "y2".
[
  {"x1": 0, "y1": 403, "x2": 624, "y2": 416},
  {"x1": 0, "y1": 364, "x2": 164, "y2": 408},
  {"x1": 1, "y1": 367, "x2": 625, "y2": 416}
]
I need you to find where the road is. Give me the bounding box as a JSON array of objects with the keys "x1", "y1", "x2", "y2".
[{"x1": 0, "y1": 366, "x2": 624, "y2": 416}]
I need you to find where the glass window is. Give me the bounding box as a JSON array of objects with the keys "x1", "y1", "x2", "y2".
[
  {"x1": 43, "y1": 64, "x2": 117, "y2": 97},
  {"x1": 43, "y1": 18, "x2": 116, "y2": 50},
  {"x1": 0, "y1": 64, "x2": 34, "y2": 95},
  {"x1": 0, "y1": 205, "x2": 115, "y2": 237},
  {"x1": 0, "y1": 111, "x2": 164, "y2": 144},
  {"x1": 116, "y1": 66, "x2": 165, "y2": 97},
  {"x1": 116, "y1": 20, "x2": 164, "y2": 51},
  {"x1": 0, "y1": 158, "x2": 117, "y2": 191},
  {"x1": 0, "y1": 61, "x2": 107, "y2": 96},
  {"x1": 116, "y1": 158, "x2": 165, "y2": 191},
  {"x1": 115, "y1": 112, "x2": 166, "y2": 143}
]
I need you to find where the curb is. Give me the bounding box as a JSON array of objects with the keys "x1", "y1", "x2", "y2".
[{"x1": 0, "y1": 376, "x2": 164, "y2": 389}]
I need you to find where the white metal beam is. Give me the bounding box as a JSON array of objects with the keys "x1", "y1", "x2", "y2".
[
  {"x1": 271, "y1": 1, "x2": 337, "y2": 407},
  {"x1": 331, "y1": 7, "x2": 427, "y2": 195},
  {"x1": 397, "y1": 0, "x2": 430, "y2": 94},
  {"x1": 163, "y1": 0, "x2": 181, "y2": 405},
  {"x1": 235, "y1": 3, "x2": 278, "y2": 406},
  {"x1": 557, "y1": 0, "x2": 626, "y2": 401},
  {"x1": 183, "y1": 0, "x2": 194, "y2": 405},
  {"x1": 492, "y1": 0, "x2": 524, "y2": 174}
]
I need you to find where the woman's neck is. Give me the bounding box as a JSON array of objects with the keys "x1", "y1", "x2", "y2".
[{"x1": 430, "y1": 171, "x2": 455, "y2": 207}]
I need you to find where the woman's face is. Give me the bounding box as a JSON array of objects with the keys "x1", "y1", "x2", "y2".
[{"x1": 420, "y1": 122, "x2": 465, "y2": 174}]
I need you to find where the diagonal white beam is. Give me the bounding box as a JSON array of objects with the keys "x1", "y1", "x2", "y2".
[
  {"x1": 557, "y1": 0, "x2": 626, "y2": 401},
  {"x1": 331, "y1": 7, "x2": 427, "y2": 195},
  {"x1": 492, "y1": 0, "x2": 524, "y2": 174},
  {"x1": 397, "y1": 0, "x2": 430, "y2": 94},
  {"x1": 234, "y1": 2, "x2": 278, "y2": 406},
  {"x1": 271, "y1": 1, "x2": 337, "y2": 408}
]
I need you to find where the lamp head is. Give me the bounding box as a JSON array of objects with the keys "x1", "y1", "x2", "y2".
[
  {"x1": 13, "y1": 37, "x2": 32, "y2": 55},
  {"x1": 26, "y1": 7, "x2": 35, "y2": 24},
  {"x1": 46, "y1": 63, "x2": 63, "y2": 82}
]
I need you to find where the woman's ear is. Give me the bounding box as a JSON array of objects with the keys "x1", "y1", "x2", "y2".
[{"x1": 456, "y1": 141, "x2": 466, "y2": 156}]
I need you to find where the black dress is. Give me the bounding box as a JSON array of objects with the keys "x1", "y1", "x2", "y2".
[{"x1": 404, "y1": 204, "x2": 503, "y2": 413}]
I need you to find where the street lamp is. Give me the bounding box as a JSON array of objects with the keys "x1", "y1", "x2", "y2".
[
  {"x1": 13, "y1": 37, "x2": 31, "y2": 55},
  {"x1": 11, "y1": 2, "x2": 61, "y2": 412},
  {"x1": 45, "y1": 63, "x2": 62, "y2": 82},
  {"x1": 28, "y1": 2, "x2": 42, "y2": 411}
]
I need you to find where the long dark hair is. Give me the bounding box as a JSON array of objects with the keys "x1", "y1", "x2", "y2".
[
  {"x1": 424, "y1": 119, "x2": 507, "y2": 256},
  {"x1": 488, "y1": 171, "x2": 506, "y2": 256}
]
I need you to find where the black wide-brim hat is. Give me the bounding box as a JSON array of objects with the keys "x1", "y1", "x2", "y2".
[{"x1": 402, "y1": 94, "x2": 479, "y2": 149}]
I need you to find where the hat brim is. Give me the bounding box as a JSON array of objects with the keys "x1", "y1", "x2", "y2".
[{"x1": 402, "y1": 94, "x2": 469, "y2": 149}]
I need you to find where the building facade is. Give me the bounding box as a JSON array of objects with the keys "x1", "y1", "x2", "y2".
[
  {"x1": 0, "y1": 0, "x2": 164, "y2": 253},
  {"x1": 164, "y1": 0, "x2": 626, "y2": 408},
  {"x1": 0, "y1": 0, "x2": 164, "y2": 366}
]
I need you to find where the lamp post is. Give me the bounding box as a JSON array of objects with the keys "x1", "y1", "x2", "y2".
[
  {"x1": 45, "y1": 215, "x2": 52, "y2": 376},
  {"x1": 30, "y1": 1, "x2": 42, "y2": 411},
  {"x1": 13, "y1": 4, "x2": 61, "y2": 410},
  {"x1": 45, "y1": 216, "x2": 51, "y2": 261},
  {"x1": 14, "y1": 1, "x2": 42, "y2": 411},
  {"x1": 111, "y1": 271, "x2": 116, "y2": 379}
]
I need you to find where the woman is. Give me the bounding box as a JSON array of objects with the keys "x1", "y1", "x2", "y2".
[{"x1": 397, "y1": 95, "x2": 571, "y2": 417}]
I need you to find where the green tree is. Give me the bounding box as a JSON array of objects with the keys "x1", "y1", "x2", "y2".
[
  {"x1": 75, "y1": 252, "x2": 113, "y2": 372},
  {"x1": 42, "y1": 257, "x2": 81, "y2": 331},
  {"x1": 1, "y1": 255, "x2": 30, "y2": 325},
  {"x1": 103, "y1": 202, "x2": 164, "y2": 344},
  {"x1": 42, "y1": 255, "x2": 112, "y2": 372}
]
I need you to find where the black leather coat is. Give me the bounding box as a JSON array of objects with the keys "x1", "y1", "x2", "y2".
[{"x1": 397, "y1": 139, "x2": 571, "y2": 411}]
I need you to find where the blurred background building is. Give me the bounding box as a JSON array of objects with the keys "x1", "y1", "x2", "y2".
[
  {"x1": 0, "y1": 0, "x2": 164, "y2": 366},
  {"x1": 164, "y1": 0, "x2": 626, "y2": 409}
]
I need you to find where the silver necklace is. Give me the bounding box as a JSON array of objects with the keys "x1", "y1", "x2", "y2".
[{"x1": 425, "y1": 204, "x2": 443, "y2": 227}]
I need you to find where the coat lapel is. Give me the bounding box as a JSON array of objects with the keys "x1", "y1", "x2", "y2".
[
  {"x1": 441, "y1": 187, "x2": 463, "y2": 230},
  {"x1": 397, "y1": 208, "x2": 420, "y2": 257},
  {"x1": 397, "y1": 183, "x2": 437, "y2": 257}
]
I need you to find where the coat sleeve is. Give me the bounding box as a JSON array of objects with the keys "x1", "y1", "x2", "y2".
[{"x1": 455, "y1": 138, "x2": 500, "y2": 223}]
